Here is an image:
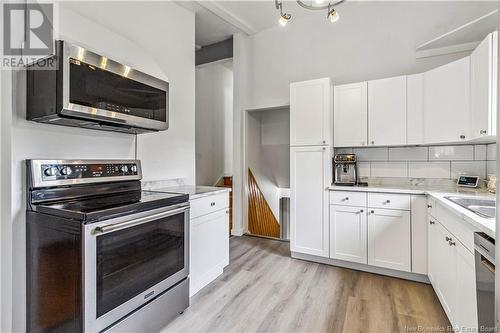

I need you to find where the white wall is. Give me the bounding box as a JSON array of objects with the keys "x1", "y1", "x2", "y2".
[
  {"x1": 2, "y1": 2, "x2": 195, "y2": 331},
  {"x1": 196, "y1": 62, "x2": 233, "y2": 186},
  {"x1": 243, "y1": 1, "x2": 499, "y2": 107},
  {"x1": 260, "y1": 108, "x2": 290, "y2": 188}
]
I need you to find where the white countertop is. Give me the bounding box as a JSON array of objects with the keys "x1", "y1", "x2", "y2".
[
  {"x1": 328, "y1": 178, "x2": 496, "y2": 238},
  {"x1": 146, "y1": 185, "x2": 231, "y2": 200},
  {"x1": 427, "y1": 191, "x2": 495, "y2": 238}
]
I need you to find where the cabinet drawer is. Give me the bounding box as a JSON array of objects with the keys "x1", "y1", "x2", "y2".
[
  {"x1": 434, "y1": 201, "x2": 478, "y2": 253},
  {"x1": 330, "y1": 191, "x2": 366, "y2": 206},
  {"x1": 368, "y1": 193, "x2": 410, "y2": 210},
  {"x1": 190, "y1": 193, "x2": 229, "y2": 219}
]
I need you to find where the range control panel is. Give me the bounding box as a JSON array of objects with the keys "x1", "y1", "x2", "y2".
[{"x1": 30, "y1": 160, "x2": 142, "y2": 187}]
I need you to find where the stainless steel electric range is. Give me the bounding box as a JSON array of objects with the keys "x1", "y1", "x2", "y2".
[{"x1": 26, "y1": 159, "x2": 190, "y2": 333}]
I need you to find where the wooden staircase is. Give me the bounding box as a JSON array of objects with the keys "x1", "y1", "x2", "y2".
[
  {"x1": 247, "y1": 169, "x2": 280, "y2": 239},
  {"x1": 215, "y1": 176, "x2": 233, "y2": 235}
]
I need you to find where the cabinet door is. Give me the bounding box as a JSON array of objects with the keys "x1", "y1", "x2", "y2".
[
  {"x1": 367, "y1": 208, "x2": 410, "y2": 272},
  {"x1": 411, "y1": 195, "x2": 427, "y2": 274},
  {"x1": 471, "y1": 31, "x2": 497, "y2": 138},
  {"x1": 424, "y1": 57, "x2": 470, "y2": 143},
  {"x1": 427, "y1": 216, "x2": 438, "y2": 284},
  {"x1": 334, "y1": 82, "x2": 368, "y2": 147},
  {"x1": 407, "y1": 74, "x2": 424, "y2": 145},
  {"x1": 368, "y1": 76, "x2": 407, "y2": 146},
  {"x1": 434, "y1": 222, "x2": 456, "y2": 323},
  {"x1": 290, "y1": 78, "x2": 332, "y2": 146},
  {"x1": 454, "y1": 239, "x2": 478, "y2": 331},
  {"x1": 190, "y1": 209, "x2": 229, "y2": 296},
  {"x1": 329, "y1": 205, "x2": 367, "y2": 264},
  {"x1": 290, "y1": 146, "x2": 330, "y2": 257}
]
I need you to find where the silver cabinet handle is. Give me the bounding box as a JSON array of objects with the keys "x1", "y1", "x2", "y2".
[
  {"x1": 429, "y1": 220, "x2": 435, "y2": 225},
  {"x1": 445, "y1": 236, "x2": 452, "y2": 242},
  {"x1": 427, "y1": 204, "x2": 433, "y2": 208},
  {"x1": 460, "y1": 135, "x2": 466, "y2": 139},
  {"x1": 94, "y1": 204, "x2": 189, "y2": 234},
  {"x1": 480, "y1": 130, "x2": 487, "y2": 135},
  {"x1": 322, "y1": 140, "x2": 326, "y2": 144},
  {"x1": 371, "y1": 140, "x2": 375, "y2": 144},
  {"x1": 370, "y1": 210, "x2": 375, "y2": 214},
  {"x1": 342, "y1": 197, "x2": 349, "y2": 201},
  {"x1": 382, "y1": 200, "x2": 391, "y2": 204},
  {"x1": 448, "y1": 241, "x2": 456, "y2": 246},
  {"x1": 357, "y1": 209, "x2": 364, "y2": 214},
  {"x1": 211, "y1": 202, "x2": 216, "y2": 206},
  {"x1": 322, "y1": 147, "x2": 326, "y2": 151}
]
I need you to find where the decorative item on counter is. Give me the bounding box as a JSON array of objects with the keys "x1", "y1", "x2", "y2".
[{"x1": 487, "y1": 175, "x2": 496, "y2": 193}]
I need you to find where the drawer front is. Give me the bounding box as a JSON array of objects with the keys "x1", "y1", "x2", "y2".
[
  {"x1": 330, "y1": 191, "x2": 366, "y2": 207},
  {"x1": 190, "y1": 193, "x2": 229, "y2": 219},
  {"x1": 434, "y1": 201, "x2": 477, "y2": 253},
  {"x1": 368, "y1": 193, "x2": 410, "y2": 210}
]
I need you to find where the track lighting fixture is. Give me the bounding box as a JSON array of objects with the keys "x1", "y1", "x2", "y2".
[
  {"x1": 276, "y1": 0, "x2": 344, "y2": 26},
  {"x1": 275, "y1": 0, "x2": 291, "y2": 26}
]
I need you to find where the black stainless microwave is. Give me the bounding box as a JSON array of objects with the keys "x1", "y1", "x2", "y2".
[{"x1": 26, "y1": 40, "x2": 169, "y2": 134}]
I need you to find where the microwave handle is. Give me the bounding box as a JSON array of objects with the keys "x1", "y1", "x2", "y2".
[{"x1": 94, "y1": 205, "x2": 189, "y2": 234}]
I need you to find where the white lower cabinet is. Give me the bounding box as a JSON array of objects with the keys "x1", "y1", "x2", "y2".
[
  {"x1": 367, "y1": 209, "x2": 411, "y2": 272},
  {"x1": 329, "y1": 205, "x2": 367, "y2": 264},
  {"x1": 190, "y1": 194, "x2": 230, "y2": 297},
  {"x1": 329, "y1": 191, "x2": 418, "y2": 274},
  {"x1": 427, "y1": 202, "x2": 477, "y2": 330}
]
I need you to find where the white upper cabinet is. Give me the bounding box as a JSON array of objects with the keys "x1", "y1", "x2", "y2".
[
  {"x1": 424, "y1": 56, "x2": 471, "y2": 144},
  {"x1": 290, "y1": 78, "x2": 332, "y2": 146},
  {"x1": 368, "y1": 76, "x2": 407, "y2": 146},
  {"x1": 407, "y1": 74, "x2": 425, "y2": 145},
  {"x1": 334, "y1": 82, "x2": 368, "y2": 147},
  {"x1": 471, "y1": 31, "x2": 498, "y2": 139}
]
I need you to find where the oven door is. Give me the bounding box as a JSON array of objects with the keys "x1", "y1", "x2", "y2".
[{"x1": 83, "y1": 203, "x2": 189, "y2": 332}]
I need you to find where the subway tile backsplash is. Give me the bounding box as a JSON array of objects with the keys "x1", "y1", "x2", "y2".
[{"x1": 335, "y1": 144, "x2": 496, "y2": 180}]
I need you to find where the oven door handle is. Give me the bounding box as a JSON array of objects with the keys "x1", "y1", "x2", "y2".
[{"x1": 93, "y1": 204, "x2": 189, "y2": 234}]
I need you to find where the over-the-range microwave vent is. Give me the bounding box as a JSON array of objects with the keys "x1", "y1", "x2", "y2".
[{"x1": 26, "y1": 40, "x2": 169, "y2": 134}]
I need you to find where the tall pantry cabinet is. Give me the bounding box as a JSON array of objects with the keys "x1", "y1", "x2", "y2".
[{"x1": 290, "y1": 78, "x2": 333, "y2": 258}]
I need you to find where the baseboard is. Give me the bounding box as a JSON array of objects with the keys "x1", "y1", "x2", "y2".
[
  {"x1": 231, "y1": 228, "x2": 244, "y2": 236},
  {"x1": 291, "y1": 252, "x2": 430, "y2": 284},
  {"x1": 190, "y1": 262, "x2": 225, "y2": 297}
]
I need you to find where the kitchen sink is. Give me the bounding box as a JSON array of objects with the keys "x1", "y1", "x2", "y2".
[{"x1": 444, "y1": 196, "x2": 496, "y2": 219}]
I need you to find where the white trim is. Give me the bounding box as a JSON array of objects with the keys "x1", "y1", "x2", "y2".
[
  {"x1": 417, "y1": 9, "x2": 498, "y2": 51},
  {"x1": 291, "y1": 251, "x2": 430, "y2": 284},
  {"x1": 195, "y1": 1, "x2": 258, "y2": 35},
  {"x1": 195, "y1": 57, "x2": 233, "y2": 69},
  {"x1": 416, "y1": 41, "x2": 480, "y2": 59},
  {"x1": 231, "y1": 227, "x2": 245, "y2": 236}
]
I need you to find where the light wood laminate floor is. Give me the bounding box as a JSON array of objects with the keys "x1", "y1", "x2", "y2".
[{"x1": 162, "y1": 236, "x2": 450, "y2": 333}]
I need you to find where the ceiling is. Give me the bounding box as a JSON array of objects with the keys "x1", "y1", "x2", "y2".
[
  {"x1": 178, "y1": 0, "x2": 327, "y2": 46},
  {"x1": 180, "y1": 1, "x2": 499, "y2": 49}
]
